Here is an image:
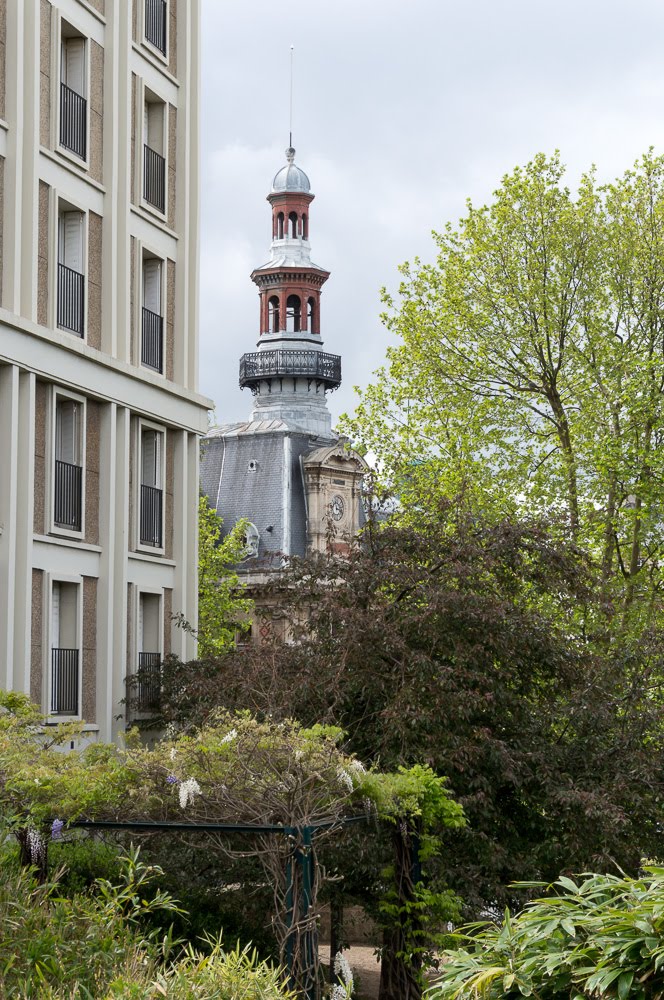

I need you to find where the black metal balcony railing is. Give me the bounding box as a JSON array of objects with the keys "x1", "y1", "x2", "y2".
[
  {"x1": 54, "y1": 459, "x2": 83, "y2": 531},
  {"x1": 140, "y1": 484, "x2": 163, "y2": 547},
  {"x1": 239, "y1": 349, "x2": 342, "y2": 392},
  {"x1": 51, "y1": 648, "x2": 79, "y2": 715},
  {"x1": 142, "y1": 307, "x2": 164, "y2": 372},
  {"x1": 60, "y1": 82, "x2": 87, "y2": 160},
  {"x1": 143, "y1": 144, "x2": 166, "y2": 213},
  {"x1": 57, "y1": 262, "x2": 85, "y2": 337},
  {"x1": 145, "y1": 0, "x2": 167, "y2": 55},
  {"x1": 134, "y1": 652, "x2": 161, "y2": 713}
]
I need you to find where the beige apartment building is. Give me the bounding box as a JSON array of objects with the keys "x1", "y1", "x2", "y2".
[{"x1": 0, "y1": 0, "x2": 210, "y2": 742}]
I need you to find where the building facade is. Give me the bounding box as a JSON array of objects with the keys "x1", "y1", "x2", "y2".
[
  {"x1": 201, "y1": 147, "x2": 367, "y2": 641},
  {"x1": 0, "y1": 0, "x2": 210, "y2": 742}
]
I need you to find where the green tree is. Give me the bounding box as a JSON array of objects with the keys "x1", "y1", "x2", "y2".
[
  {"x1": 342, "y1": 150, "x2": 664, "y2": 633},
  {"x1": 205, "y1": 507, "x2": 664, "y2": 915},
  {"x1": 189, "y1": 494, "x2": 252, "y2": 659}
]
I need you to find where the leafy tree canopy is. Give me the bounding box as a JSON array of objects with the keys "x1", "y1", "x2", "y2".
[
  {"x1": 175, "y1": 494, "x2": 252, "y2": 660},
  {"x1": 194, "y1": 507, "x2": 664, "y2": 913},
  {"x1": 341, "y1": 150, "x2": 664, "y2": 634}
]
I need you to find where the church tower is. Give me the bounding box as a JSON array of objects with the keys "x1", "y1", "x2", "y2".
[
  {"x1": 240, "y1": 147, "x2": 340, "y2": 436},
  {"x1": 201, "y1": 147, "x2": 367, "y2": 571}
]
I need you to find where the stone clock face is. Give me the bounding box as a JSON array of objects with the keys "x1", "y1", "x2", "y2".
[{"x1": 330, "y1": 494, "x2": 345, "y2": 521}]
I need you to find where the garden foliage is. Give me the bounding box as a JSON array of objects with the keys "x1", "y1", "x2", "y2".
[{"x1": 427, "y1": 866, "x2": 664, "y2": 1000}]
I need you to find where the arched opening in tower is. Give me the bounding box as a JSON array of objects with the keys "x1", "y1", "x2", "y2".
[
  {"x1": 286, "y1": 294, "x2": 301, "y2": 332},
  {"x1": 277, "y1": 212, "x2": 284, "y2": 240},
  {"x1": 302, "y1": 213, "x2": 308, "y2": 239},
  {"x1": 289, "y1": 212, "x2": 298, "y2": 238},
  {"x1": 268, "y1": 295, "x2": 280, "y2": 333},
  {"x1": 307, "y1": 297, "x2": 316, "y2": 333}
]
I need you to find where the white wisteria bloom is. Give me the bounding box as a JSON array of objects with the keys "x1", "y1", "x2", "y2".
[
  {"x1": 333, "y1": 951, "x2": 354, "y2": 995},
  {"x1": 169, "y1": 747, "x2": 177, "y2": 761},
  {"x1": 336, "y1": 766, "x2": 354, "y2": 792},
  {"x1": 348, "y1": 759, "x2": 366, "y2": 777},
  {"x1": 178, "y1": 777, "x2": 201, "y2": 810},
  {"x1": 220, "y1": 728, "x2": 238, "y2": 744}
]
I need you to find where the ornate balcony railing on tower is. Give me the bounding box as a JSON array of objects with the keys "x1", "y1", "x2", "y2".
[{"x1": 239, "y1": 349, "x2": 341, "y2": 392}]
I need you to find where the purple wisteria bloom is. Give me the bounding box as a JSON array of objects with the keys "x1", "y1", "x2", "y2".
[
  {"x1": 51, "y1": 818, "x2": 64, "y2": 840},
  {"x1": 166, "y1": 775, "x2": 178, "y2": 784}
]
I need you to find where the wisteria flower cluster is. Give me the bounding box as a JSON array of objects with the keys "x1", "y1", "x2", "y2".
[
  {"x1": 330, "y1": 950, "x2": 354, "y2": 999},
  {"x1": 178, "y1": 776, "x2": 201, "y2": 810}
]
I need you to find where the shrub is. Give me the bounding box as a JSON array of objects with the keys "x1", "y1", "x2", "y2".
[
  {"x1": 0, "y1": 848, "x2": 292, "y2": 999},
  {"x1": 427, "y1": 865, "x2": 664, "y2": 999}
]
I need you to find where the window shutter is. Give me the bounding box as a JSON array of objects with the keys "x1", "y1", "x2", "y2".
[
  {"x1": 145, "y1": 102, "x2": 163, "y2": 153},
  {"x1": 62, "y1": 37, "x2": 85, "y2": 96},
  {"x1": 56, "y1": 400, "x2": 79, "y2": 464},
  {"x1": 143, "y1": 259, "x2": 162, "y2": 314},
  {"x1": 51, "y1": 582, "x2": 61, "y2": 649},
  {"x1": 141, "y1": 430, "x2": 161, "y2": 486},
  {"x1": 60, "y1": 211, "x2": 84, "y2": 273},
  {"x1": 138, "y1": 594, "x2": 144, "y2": 654}
]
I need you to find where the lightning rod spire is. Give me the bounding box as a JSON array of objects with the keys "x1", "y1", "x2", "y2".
[{"x1": 289, "y1": 45, "x2": 294, "y2": 148}]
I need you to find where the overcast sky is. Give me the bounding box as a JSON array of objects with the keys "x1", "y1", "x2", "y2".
[{"x1": 199, "y1": 0, "x2": 664, "y2": 426}]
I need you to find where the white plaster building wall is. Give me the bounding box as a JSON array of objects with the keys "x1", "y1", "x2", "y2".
[{"x1": 0, "y1": 0, "x2": 210, "y2": 742}]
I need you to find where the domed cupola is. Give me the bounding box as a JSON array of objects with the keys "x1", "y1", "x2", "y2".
[
  {"x1": 271, "y1": 147, "x2": 311, "y2": 193},
  {"x1": 238, "y1": 145, "x2": 341, "y2": 438}
]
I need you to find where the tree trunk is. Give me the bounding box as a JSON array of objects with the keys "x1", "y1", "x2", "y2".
[
  {"x1": 378, "y1": 819, "x2": 423, "y2": 1000},
  {"x1": 329, "y1": 893, "x2": 344, "y2": 981}
]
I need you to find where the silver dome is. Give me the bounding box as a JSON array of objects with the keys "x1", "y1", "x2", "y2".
[{"x1": 271, "y1": 147, "x2": 311, "y2": 193}]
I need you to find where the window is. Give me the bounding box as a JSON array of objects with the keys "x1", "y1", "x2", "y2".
[
  {"x1": 60, "y1": 31, "x2": 87, "y2": 160},
  {"x1": 136, "y1": 592, "x2": 161, "y2": 712},
  {"x1": 57, "y1": 206, "x2": 85, "y2": 336},
  {"x1": 139, "y1": 426, "x2": 163, "y2": 547},
  {"x1": 50, "y1": 580, "x2": 80, "y2": 716},
  {"x1": 142, "y1": 256, "x2": 164, "y2": 372},
  {"x1": 286, "y1": 294, "x2": 301, "y2": 333},
  {"x1": 143, "y1": 96, "x2": 166, "y2": 213},
  {"x1": 144, "y1": 0, "x2": 167, "y2": 57},
  {"x1": 53, "y1": 395, "x2": 83, "y2": 532}
]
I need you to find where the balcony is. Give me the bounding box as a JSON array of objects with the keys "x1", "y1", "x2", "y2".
[
  {"x1": 143, "y1": 145, "x2": 166, "y2": 214},
  {"x1": 51, "y1": 648, "x2": 79, "y2": 715},
  {"x1": 140, "y1": 484, "x2": 163, "y2": 547},
  {"x1": 129, "y1": 652, "x2": 161, "y2": 714},
  {"x1": 145, "y1": 0, "x2": 167, "y2": 55},
  {"x1": 60, "y1": 82, "x2": 87, "y2": 160},
  {"x1": 54, "y1": 459, "x2": 83, "y2": 531},
  {"x1": 142, "y1": 307, "x2": 164, "y2": 372},
  {"x1": 239, "y1": 349, "x2": 342, "y2": 393},
  {"x1": 57, "y1": 262, "x2": 85, "y2": 337}
]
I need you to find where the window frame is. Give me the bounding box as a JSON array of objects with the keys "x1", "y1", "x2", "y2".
[
  {"x1": 141, "y1": 0, "x2": 169, "y2": 65},
  {"x1": 139, "y1": 81, "x2": 169, "y2": 221},
  {"x1": 55, "y1": 15, "x2": 91, "y2": 171},
  {"x1": 46, "y1": 572, "x2": 83, "y2": 722},
  {"x1": 136, "y1": 417, "x2": 166, "y2": 555},
  {"x1": 138, "y1": 242, "x2": 167, "y2": 375},
  {"x1": 52, "y1": 194, "x2": 88, "y2": 339},
  {"x1": 48, "y1": 386, "x2": 87, "y2": 540}
]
